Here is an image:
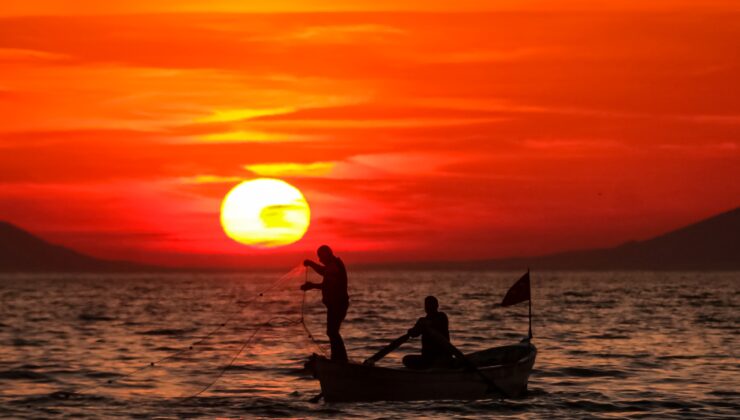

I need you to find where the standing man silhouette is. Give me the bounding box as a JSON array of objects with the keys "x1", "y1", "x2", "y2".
[{"x1": 300, "y1": 245, "x2": 349, "y2": 362}]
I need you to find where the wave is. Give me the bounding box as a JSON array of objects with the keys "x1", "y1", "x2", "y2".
[
  {"x1": 591, "y1": 352, "x2": 650, "y2": 359},
  {"x1": 538, "y1": 367, "x2": 630, "y2": 379},
  {"x1": 585, "y1": 333, "x2": 631, "y2": 340},
  {"x1": 656, "y1": 354, "x2": 703, "y2": 360},
  {"x1": 138, "y1": 328, "x2": 197, "y2": 336},
  {"x1": 563, "y1": 291, "x2": 593, "y2": 298},
  {"x1": 78, "y1": 313, "x2": 116, "y2": 322},
  {"x1": 0, "y1": 369, "x2": 52, "y2": 381},
  {"x1": 11, "y1": 338, "x2": 46, "y2": 347}
]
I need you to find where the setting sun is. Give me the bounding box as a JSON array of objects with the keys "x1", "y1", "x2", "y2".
[{"x1": 220, "y1": 178, "x2": 311, "y2": 248}]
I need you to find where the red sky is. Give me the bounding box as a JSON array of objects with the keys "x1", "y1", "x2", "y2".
[{"x1": 1, "y1": 1, "x2": 739, "y2": 268}]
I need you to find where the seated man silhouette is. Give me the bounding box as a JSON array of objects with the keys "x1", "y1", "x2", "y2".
[{"x1": 403, "y1": 296, "x2": 454, "y2": 370}]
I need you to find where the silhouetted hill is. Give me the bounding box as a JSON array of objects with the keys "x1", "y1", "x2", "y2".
[
  {"x1": 0, "y1": 222, "x2": 155, "y2": 272},
  {"x1": 368, "y1": 207, "x2": 740, "y2": 271},
  {"x1": 509, "y1": 206, "x2": 740, "y2": 270}
]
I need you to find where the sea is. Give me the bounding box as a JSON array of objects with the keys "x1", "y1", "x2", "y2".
[{"x1": 0, "y1": 270, "x2": 737, "y2": 419}]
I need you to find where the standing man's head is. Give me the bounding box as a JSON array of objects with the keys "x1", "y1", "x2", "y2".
[
  {"x1": 317, "y1": 245, "x2": 334, "y2": 264},
  {"x1": 424, "y1": 296, "x2": 439, "y2": 315}
]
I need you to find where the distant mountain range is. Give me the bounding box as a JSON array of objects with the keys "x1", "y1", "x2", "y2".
[
  {"x1": 393, "y1": 207, "x2": 740, "y2": 271},
  {"x1": 0, "y1": 222, "x2": 155, "y2": 272},
  {"x1": 1, "y1": 207, "x2": 738, "y2": 272}
]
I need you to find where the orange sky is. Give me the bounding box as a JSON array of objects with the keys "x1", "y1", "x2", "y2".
[{"x1": 1, "y1": 2, "x2": 739, "y2": 268}]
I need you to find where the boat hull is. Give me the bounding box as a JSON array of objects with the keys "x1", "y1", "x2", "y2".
[{"x1": 307, "y1": 342, "x2": 536, "y2": 402}]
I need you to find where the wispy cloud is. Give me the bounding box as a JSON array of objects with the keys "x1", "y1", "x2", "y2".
[
  {"x1": 197, "y1": 107, "x2": 295, "y2": 123},
  {"x1": 196, "y1": 130, "x2": 312, "y2": 143},
  {"x1": 179, "y1": 175, "x2": 245, "y2": 184},
  {"x1": 288, "y1": 24, "x2": 405, "y2": 43},
  {"x1": 0, "y1": 48, "x2": 71, "y2": 63},
  {"x1": 246, "y1": 161, "x2": 336, "y2": 178}
]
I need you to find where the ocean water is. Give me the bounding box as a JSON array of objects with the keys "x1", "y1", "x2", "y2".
[{"x1": 0, "y1": 270, "x2": 737, "y2": 419}]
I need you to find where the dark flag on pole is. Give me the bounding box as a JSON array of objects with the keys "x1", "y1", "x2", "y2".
[
  {"x1": 501, "y1": 270, "x2": 533, "y2": 339},
  {"x1": 501, "y1": 271, "x2": 531, "y2": 307}
]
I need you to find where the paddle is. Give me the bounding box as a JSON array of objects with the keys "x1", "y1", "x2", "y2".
[
  {"x1": 363, "y1": 334, "x2": 410, "y2": 366},
  {"x1": 420, "y1": 324, "x2": 509, "y2": 398}
]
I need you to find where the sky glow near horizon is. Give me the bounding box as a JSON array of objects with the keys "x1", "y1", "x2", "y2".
[{"x1": 0, "y1": 1, "x2": 738, "y2": 267}]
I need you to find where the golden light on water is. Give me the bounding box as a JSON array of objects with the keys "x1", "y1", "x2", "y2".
[{"x1": 220, "y1": 178, "x2": 310, "y2": 248}]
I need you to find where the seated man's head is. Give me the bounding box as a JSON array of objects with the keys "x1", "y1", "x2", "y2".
[
  {"x1": 317, "y1": 245, "x2": 334, "y2": 264},
  {"x1": 424, "y1": 296, "x2": 439, "y2": 315}
]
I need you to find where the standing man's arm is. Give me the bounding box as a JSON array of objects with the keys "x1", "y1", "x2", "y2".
[
  {"x1": 300, "y1": 259, "x2": 325, "y2": 290},
  {"x1": 304, "y1": 259, "x2": 326, "y2": 275}
]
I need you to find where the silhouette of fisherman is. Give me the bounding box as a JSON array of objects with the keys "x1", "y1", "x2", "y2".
[
  {"x1": 300, "y1": 245, "x2": 349, "y2": 363},
  {"x1": 403, "y1": 296, "x2": 453, "y2": 369}
]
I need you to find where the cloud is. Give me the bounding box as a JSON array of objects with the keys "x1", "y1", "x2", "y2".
[
  {"x1": 287, "y1": 24, "x2": 405, "y2": 44},
  {"x1": 196, "y1": 130, "x2": 312, "y2": 143},
  {"x1": 0, "y1": 48, "x2": 70, "y2": 63},
  {"x1": 246, "y1": 161, "x2": 336, "y2": 178},
  {"x1": 4, "y1": 1, "x2": 739, "y2": 17},
  {"x1": 179, "y1": 175, "x2": 245, "y2": 184},
  {"x1": 414, "y1": 48, "x2": 553, "y2": 64},
  {"x1": 197, "y1": 106, "x2": 295, "y2": 123}
]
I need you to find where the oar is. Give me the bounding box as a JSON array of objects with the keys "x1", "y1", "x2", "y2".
[
  {"x1": 421, "y1": 325, "x2": 509, "y2": 398},
  {"x1": 363, "y1": 334, "x2": 410, "y2": 366}
]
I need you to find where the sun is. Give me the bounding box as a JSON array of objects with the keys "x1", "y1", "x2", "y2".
[{"x1": 220, "y1": 178, "x2": 311, "y2": 248}]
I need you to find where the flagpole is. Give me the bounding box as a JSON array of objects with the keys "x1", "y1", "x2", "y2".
[{"x1": 528, "y1": 268, "x2": 532, "y2": 340}]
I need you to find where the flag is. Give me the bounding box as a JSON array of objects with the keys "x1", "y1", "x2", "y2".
[{"x1": 501, "y1": 271, "x2": 530, "y2": 307}]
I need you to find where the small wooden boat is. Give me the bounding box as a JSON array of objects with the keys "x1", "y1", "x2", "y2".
[{"x1": 306, "y1": 341, "x2": 536, "y2": 402}]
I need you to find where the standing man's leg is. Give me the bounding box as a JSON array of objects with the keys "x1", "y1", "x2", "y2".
[{"x1": 326, "y1": 304, "x2": 348, "y2": 362}]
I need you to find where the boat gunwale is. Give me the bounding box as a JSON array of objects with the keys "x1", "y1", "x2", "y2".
[{"x1": 313, "y1": 342, "x2": 536, "y2": 375}]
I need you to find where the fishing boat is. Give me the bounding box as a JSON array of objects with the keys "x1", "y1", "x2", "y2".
[
  {"x1": 306, "y1": 340, "x2": 536, "y2": 402},
  {"x1": 305, "y1": 271, "x2": 538, "y2": 402}
]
